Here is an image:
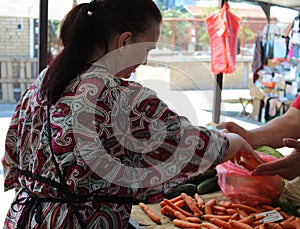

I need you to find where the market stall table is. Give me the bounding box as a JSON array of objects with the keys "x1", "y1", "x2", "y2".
[{"x1": 130, "y1": 191, "x2": 227, "y2": 228}]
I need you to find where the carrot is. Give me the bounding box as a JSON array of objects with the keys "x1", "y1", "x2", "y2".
[
  {"x1": 219, "y1": 200, "x2": 232, "y2": 208},
  {"x1": 202, "y1": 214, "x2": 232, "y2": 221},
  {"x1": 164, "y1": 199, "x2": 193, "y2": 217},
  {"x1": 261, "y1": 205, "x2": 276, "y2": 211},
  {"x1": 206, "y1": 198, "x2": 217, "y2": 207},
  {"x1": 255, "y1": 224, "x2": 266, "y2": 229},
  {"x1": 231, "y1": 213, "x2": 241, "y2": 221},
  {"x1": 172, "y1": 219, "x2": 202, "y2": 228},
  {"x1": 295, "y1": 217, "x2": 300, "y2": 229},
  {"x1": 139, "y1": 202, "x2": 161, "y2": 224},
  {"x1": 280, "y1": 221, "x2": 297, "y2": 229},
  {"x1": 231, "y1": 193, "x2": 272, "y2": 206},
  {"x1": 160, "y1": 205, "x2": 176, "y2": 217},
  {"x1": 230, "y1": 220, "x2": 254, "y2": 229},
  {"x1": 173, "y1": 210, "x2": 201, "y2": 224},
  {"x1": 231, "y1": 203, "x2": 261, "y2": 214},
  {"x1": 236, "y1": 209, "x2": 249, "y2": 218},
  {"x1": 213, "y1": 205, "x2": 227, "y2": 213},
  {"x1": 160, "y1": 196, "x2": 183, "y2": 207},
  {"x1": 184, "y1": 217, "x2": 201, "y2": 224},
  {"x1": 160, "y1": 200, "x2": 166, "y2": 207},
  {"x1": 209, "y1": 218, "x2": 232, "y2": 229},
  {"x1": 283, "y1": 216, "x2": 296, "y2": 224},
  {"x1": 239, "y1": 215, "x2": 257, "y2": 225},
  {"x1": 181, "y1": 193, "x2": 203, "y2": 217},
  {"x1": 253, "y1": 215, "x2": 265, "y2": 222},
  {"x1": 204, "y1": 204, "x2": 213, "y2": 215},
  {"x1": 238, "y1": 159, "x2": 258, "y2": 172},
  {"x1": 174, "y1": 199, "x2": 186, "y2": 208},
  {"x1": 173, "y1": 210, "x2": 186, "y2": 220},
  {"x1": 194, "y1": 193, "x2": 205, "y2": 207},
  {"x1": 200, "y1": 222, "x2": 220, "y2": 229},
  {"x1": 280, "y1": 211, "x2": 290, "y2": 220},
  {"x1": 227, "y1": 208, "x2": 240, "y2": 215},
  {"x1": 252, "y1": 221, "x2": 261, "y2": 227},
  {"x1": 264, "y1": 222, "x2": 282, "y2": 229},
  {"x1": 204, "y1": 199, "x2": 217, "y2": 215},
  {"x1": 213, "y1": 211, "x2": 227, "y2": 215},
  {"x1": 170, "y1": 195, "x2": 183, "y2": 203}
]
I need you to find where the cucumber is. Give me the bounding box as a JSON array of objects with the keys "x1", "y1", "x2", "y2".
[
  {"x1": 189, "y1": 168, "x2": 217, "y2": 185},
  {"x1": 165, "y1": 183, "x2": 197, "y2": 198},
  {"x1": 197, "y1": 176, "x2": 220, "y2": 194}
]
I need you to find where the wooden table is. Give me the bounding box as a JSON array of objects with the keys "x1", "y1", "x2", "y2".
[{"x1": 130, "y1": 191, "x2": 227, "y2": 228}]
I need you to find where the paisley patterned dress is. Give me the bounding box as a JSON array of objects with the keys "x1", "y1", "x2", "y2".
[{"x1": 2, "y1": 64, "x2": 228, "y2": 228}]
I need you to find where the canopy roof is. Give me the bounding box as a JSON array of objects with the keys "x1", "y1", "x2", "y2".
[{"x1": 242, "y1": 0, "x2": 300, "y2": 11}]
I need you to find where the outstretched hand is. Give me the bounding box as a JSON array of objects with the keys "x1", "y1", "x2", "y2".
[
  {"x1": 223, "y1": 133, "x2": 263, "y2": 168},
  {"x1": 252, "y1": 138, "x2": 300, "y2": 180}
]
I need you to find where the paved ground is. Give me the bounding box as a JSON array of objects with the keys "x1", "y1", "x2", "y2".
[{"x1": 0, "y1": 89, "x2": 290, "y2": 226}]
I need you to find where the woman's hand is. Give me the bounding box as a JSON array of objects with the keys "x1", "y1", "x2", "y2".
[
  {"x1": 223, "y1": 133, "x2": 263, "y2": 167},
  {"x1": 252, "y1": 138, "x2": 300, "y2": 180}
]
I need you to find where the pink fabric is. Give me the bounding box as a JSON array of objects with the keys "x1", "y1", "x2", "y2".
[{"x1": 206, "y1": 2, "x2": 241, "y2": 74}]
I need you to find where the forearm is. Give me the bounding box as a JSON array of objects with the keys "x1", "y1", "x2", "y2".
[
  {"x1": 249, "y1": 107, "x2": 300, "y2": 148},
  {"x1": 223, "y1": 133, "x2": 249, "y2": 161}
]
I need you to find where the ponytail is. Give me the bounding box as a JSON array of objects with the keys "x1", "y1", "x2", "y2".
[
  {"x1": 41, "y1": 0, "x2": 162, "y2": 105},
  {"x1": 41, "y1": 3, "x2": 100, "y2": 104}
]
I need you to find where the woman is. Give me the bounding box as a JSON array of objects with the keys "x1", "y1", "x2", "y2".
[{"x1": 2, "y1": 0, "x2": 261, "y2": 228}]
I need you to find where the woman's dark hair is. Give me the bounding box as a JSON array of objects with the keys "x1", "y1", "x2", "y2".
[{"x1": 42, "y1": 0, "x2": 162, "y2": 105}]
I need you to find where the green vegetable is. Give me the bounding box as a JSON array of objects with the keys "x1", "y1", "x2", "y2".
[
  {"x1": 189, "y1": 168, "x2": 217, "y2": 185},
  {"x1": 165, "y1": 183, "x2": 197, "y2": 198},
  {"x1": 197, "y1": 176, "x2": 220, "y2": 194},
  {"x1": 255, "y1": 145, "x2": 284, "y2": 159}
]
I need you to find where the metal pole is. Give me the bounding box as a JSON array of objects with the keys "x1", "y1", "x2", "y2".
[
  {"x1": 212, "y1": 0, "x2": 227, "y2": 123},
  {"x1": 38, "y1": 0, "x2": 48, "y2": 73}
]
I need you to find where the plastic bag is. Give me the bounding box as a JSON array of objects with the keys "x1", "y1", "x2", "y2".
[
  {"x1": 206, "y1": 2, "x2": 240, "y2": 74},
  {"x1": 216, "y1": 152, "x2": 282, "y2": 206},
  {"x1": 283, "y1": 176, "x2": 300, "y2": 207}
]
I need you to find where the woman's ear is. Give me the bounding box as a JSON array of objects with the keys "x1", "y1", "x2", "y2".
[{"x1": 117, "y1": 31, "x2": 133, "y2": 49}]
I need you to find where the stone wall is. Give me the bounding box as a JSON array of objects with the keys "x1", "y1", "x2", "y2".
[{"x1": 136, "y1": 56, "x2": 253, "y2": 90}]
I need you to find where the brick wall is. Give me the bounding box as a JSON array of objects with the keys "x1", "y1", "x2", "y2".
[{"x1": 0, "y1": 17, "x2": 30, "y2": 57}]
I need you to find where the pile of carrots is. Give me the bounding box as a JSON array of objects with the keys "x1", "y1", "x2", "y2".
[{"x1": 139, "y1": 192, "x2": 300, "y2": 228}]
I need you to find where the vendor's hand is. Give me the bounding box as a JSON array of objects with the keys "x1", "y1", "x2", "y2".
[
  {"x1": 223, "y1": 133, "x2": 264, "y2": 168},
  {"x1": 216, "y1": 121, "x2": 255, "y2": 147},
  {"x1": 252, "y1": 138, "x2": 300, "y2": 180}
]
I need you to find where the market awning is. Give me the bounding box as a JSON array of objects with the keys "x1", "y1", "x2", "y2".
[{"x1": 239, "y1": 0, "x2": 300, "y2": 11}]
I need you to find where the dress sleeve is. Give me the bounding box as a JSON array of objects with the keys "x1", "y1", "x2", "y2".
[
  {"x1": 2, "y1": 99, "x2": 23, "y2": 191},
  {"x1": 121, "y1": 85, "x2": 229, "y2": 194},
  {"x1": 2, "y1": 70, "x2": 45, "y2": 191}
]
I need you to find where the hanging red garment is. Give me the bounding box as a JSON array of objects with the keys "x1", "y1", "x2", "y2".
[{"x1": 206, "y1": 2, "x2": 241, "y2": 74}]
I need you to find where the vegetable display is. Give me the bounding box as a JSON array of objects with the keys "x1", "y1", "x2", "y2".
[{"x1": 139, "y1": 192, "x2": 300, "y2": 228}]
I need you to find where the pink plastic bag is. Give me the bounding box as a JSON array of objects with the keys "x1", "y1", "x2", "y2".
[
  {"x1": 206, "y1": 2, "x2": 241, "y2": 74},
  {"x1": 216, "y1": 152, "x2": 282, "y2": 206}
]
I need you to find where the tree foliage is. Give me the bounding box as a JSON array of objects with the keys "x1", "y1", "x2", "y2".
[{"x1": 159, "y1": 7, "x2": 193, "y2": 50}]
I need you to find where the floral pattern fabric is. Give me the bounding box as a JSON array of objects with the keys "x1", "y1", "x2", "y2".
[{"x1": 2, "y1": 64, "x2": 229, "y2": 228}]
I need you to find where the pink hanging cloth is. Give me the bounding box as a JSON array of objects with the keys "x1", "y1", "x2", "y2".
[{"x1": 206, "y1": 2, "x2": 241, "y2": 74}]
